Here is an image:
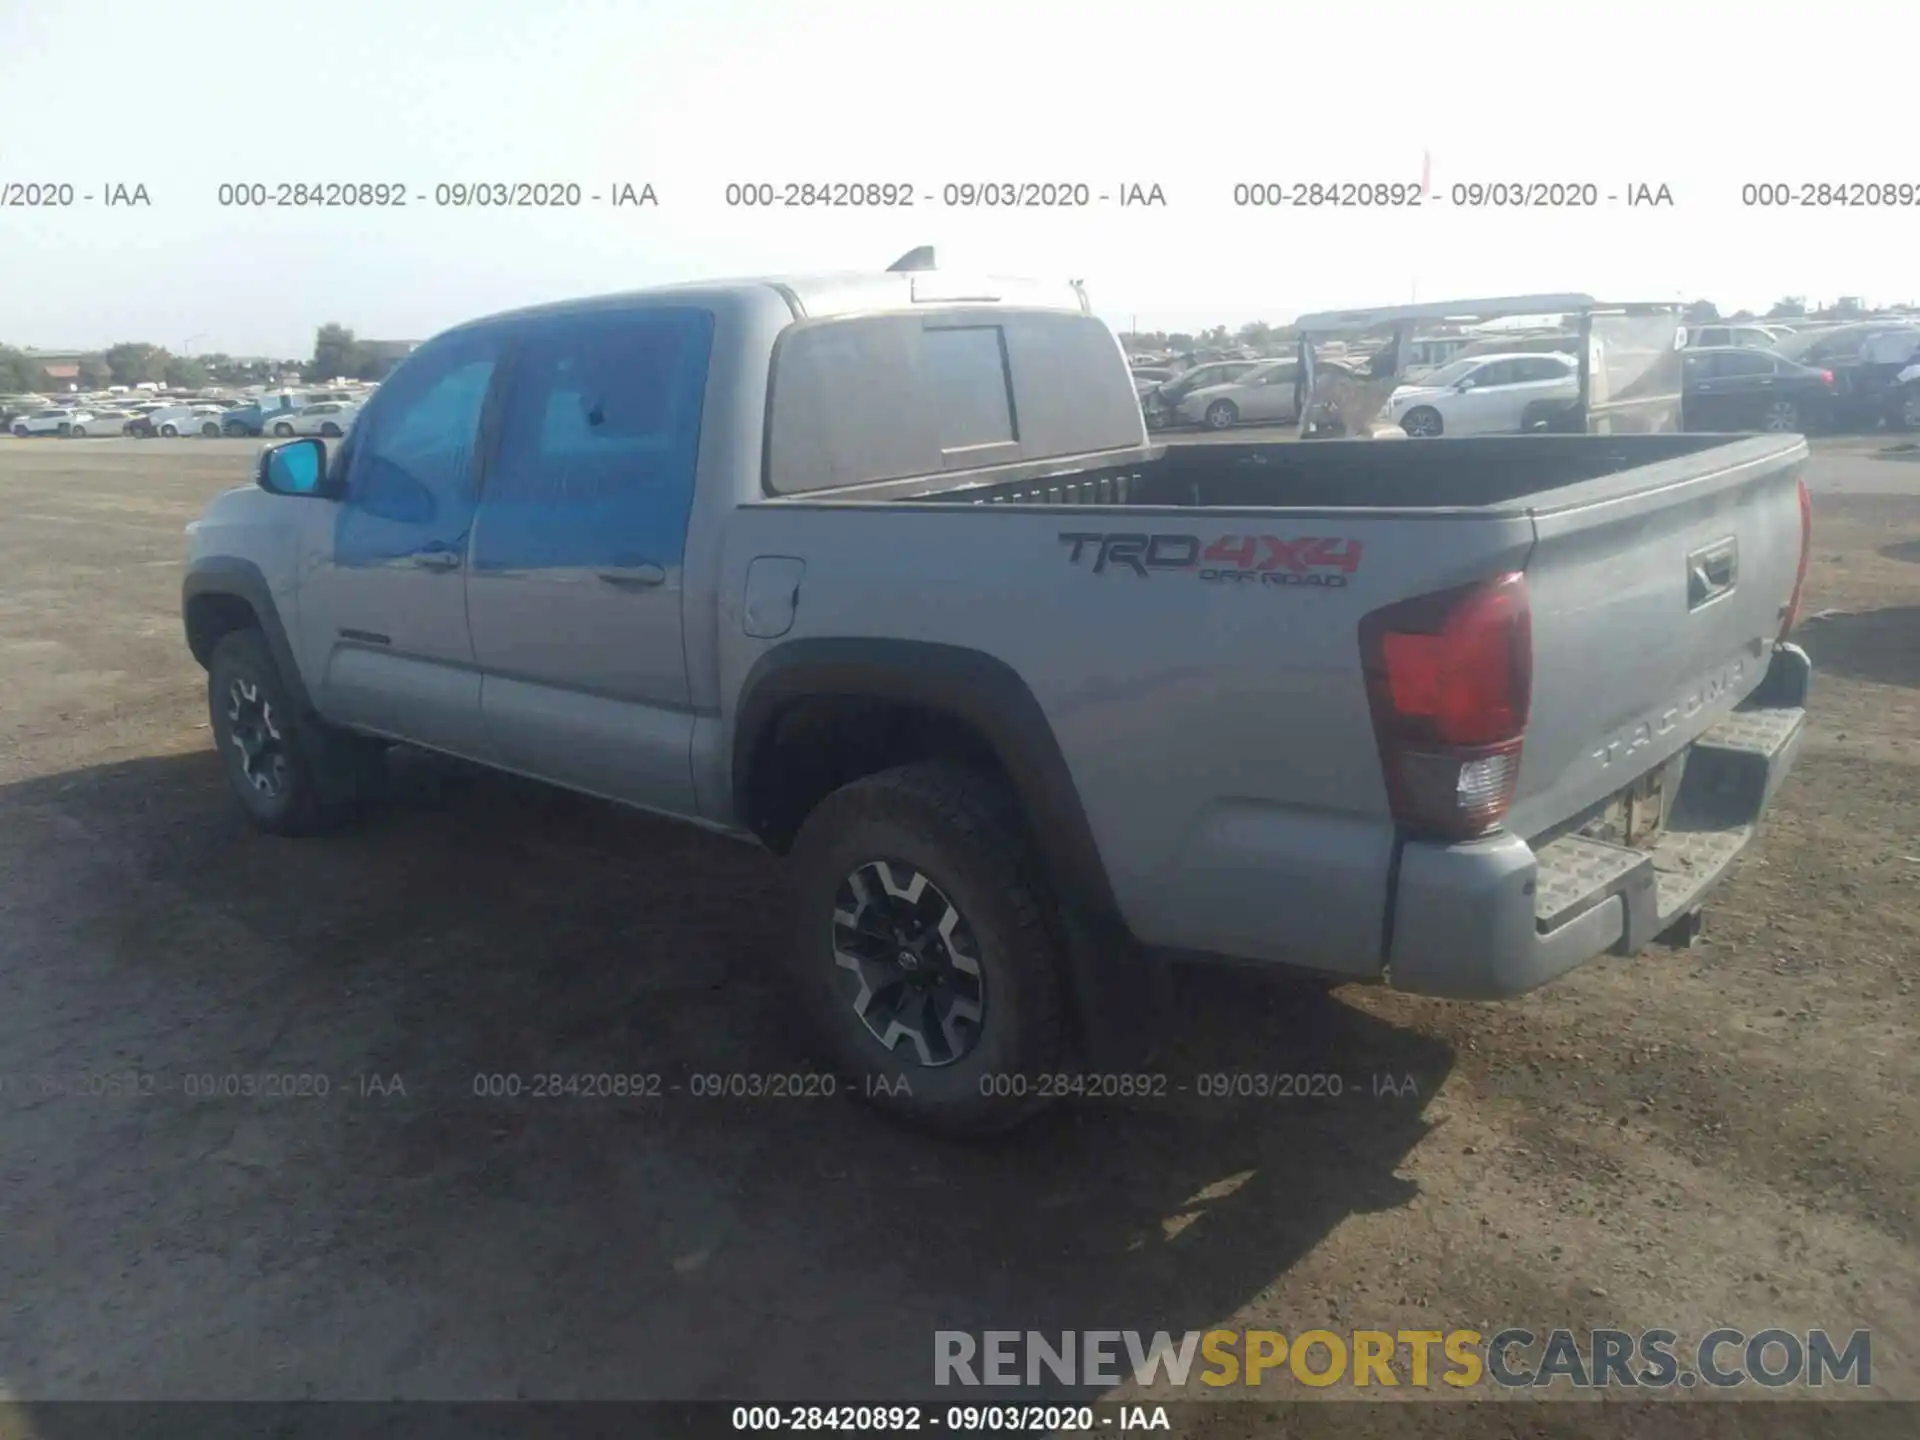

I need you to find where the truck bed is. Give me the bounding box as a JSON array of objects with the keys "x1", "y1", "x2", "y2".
[
  {"x1": 729, "y1": 428, "x2": 1808, "y2": 983},
  {"x1": 895, "y1": 433, "x2": 1769, "y2": 513}
]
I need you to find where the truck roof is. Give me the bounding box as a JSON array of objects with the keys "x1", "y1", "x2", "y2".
[{"x1": 446, "y1": 267, "x2": 1092, "y2": 337}]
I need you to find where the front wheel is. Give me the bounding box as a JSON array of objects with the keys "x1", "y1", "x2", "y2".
[
  {"x1": 207, "y1": 629, "x2": 387, "y2": 835},
  {"x1": 160, "y1": 424, "x2": 178, "y2": 437},
  {"x1": 223, "y1": 422, "x2": 249, "y2": 437},
  {"x1": 70, "y1": 425, "x2": 89, "y2": 438},
  {"x1": 9, "y1": 425, "x2": 26, "y2": 438},
  {"x1": 1401, "y1": 406, "x2": 1444, "y2": 437},
  {"x1": 784, "y1": 763, "x2": 1069, "y2": 1136},
  {"x1": 1759, "y1": 399, "x2": 1801, "y2": 433},
  {"x1": 1203, "y1": 399, "x2": 1238, "y2": 430},
  {"x1": 271, "y1": 421, "x2": 295, "y2": 437},
  {"x1": 201, "y1": 421, "x2": 221, "y2": 437}
]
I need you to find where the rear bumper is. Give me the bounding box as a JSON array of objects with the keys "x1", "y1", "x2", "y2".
[{"x1": 1385, "y1": 643, "x2": 1809, "y2": 1001}]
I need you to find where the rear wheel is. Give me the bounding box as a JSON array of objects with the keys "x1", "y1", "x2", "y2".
[
  {"x1": 201, "y1": 421, "x2": 221, "y2": 437},
  {"x1": 319, "y1": 422, "x2": 342, "y2": 437},
  {"x1": 1401, "y1": 406, "x2": 1444, "y2": 437},
  {"x1": 223, "y1": 421, "x2": 249, "y2": 437},
  {"x1": 70, "y1": 424, "x2": 89, "y2": 438},
  {"x1": 1203, "y1": 399, "x2": 1239, "y2": 430},
  {"x1": 8, "y1": 425, "x2": 25, "y2": 438},
  {"x1": 1759, "y1": 399, "x2": 1801, "y2": 433},
  {"x1": 1897, "y1": 386, "x2": 1920, "y2": 432},
  {"x1": 784, "y1": 762, "x2": 1069, "y2": 1136},
  {"x1": 160, "y1": 424, "x2": 179, "y2": 437},
  {"x1": 272, "y1": 421, "x2": 296, "y2": 437},
  {"x1": 207, "y1": 629, "x2": 387, "y2": 835}
]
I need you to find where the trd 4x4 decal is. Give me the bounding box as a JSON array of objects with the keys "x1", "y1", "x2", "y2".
[{"x1": 1059, "y1": 531, "x2": 1363, "y2": 587}]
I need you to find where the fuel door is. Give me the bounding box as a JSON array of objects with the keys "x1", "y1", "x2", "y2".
[{"x1": 742, "y1": 556, "x2": 806, "y2": 639}]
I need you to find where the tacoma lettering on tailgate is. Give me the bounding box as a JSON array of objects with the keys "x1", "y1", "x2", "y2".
[
  {"x1": 1590, "y1": 658, "x2": 1748, "y2": 769},
  {"x1": 1059, "y1": 532, "x2": 1363, "y2": 587}
]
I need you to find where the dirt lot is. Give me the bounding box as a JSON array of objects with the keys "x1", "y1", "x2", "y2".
[{"x1": 0, "y1": 435, "x2": 1914, "y2": 1431}]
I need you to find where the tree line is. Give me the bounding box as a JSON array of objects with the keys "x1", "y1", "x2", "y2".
[{"x1": 0, "y1": 323, "x2": 401, "y2": 395}]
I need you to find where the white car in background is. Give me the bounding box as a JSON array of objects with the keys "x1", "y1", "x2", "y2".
[
  {"x1": 147, "y1": 404, "x2": 230, "y2": 437},
  {"x1": 10, "y1": 408, "x2": 92, "y2": 437},
  {"x1": 1387, "y1": 352, "x2": 1579, "y2": 437},
  {"x1": 266, "y1": 401, "x2": 360, "y2": 438},
  {"x1": 69, "y1": 407, "x2": 138, "y2": 436}
]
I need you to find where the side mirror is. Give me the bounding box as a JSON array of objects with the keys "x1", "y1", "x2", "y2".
[
  {"x1": 258, "y1": 437, "x2": 330, "y2": 497},
  {"x1": 1455, "y1": 377, "x2": 1477, "y2": 392}
]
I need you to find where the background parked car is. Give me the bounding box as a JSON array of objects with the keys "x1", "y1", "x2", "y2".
[
  {"x1": 138, "y1": 404, "x2": 221, "y2": 437},
  {"x1": 1388, "y1": 352, "x2": 1579, "y2": 437},
  {"x1": 219, "y1": 393, "x2": 312, "y2": 437},
  {"x1": 1141, "y1": 358, "x2": 1265, "y2": 427},
  {"x1": 1681, "y1": 346, "x2": 1835, "y2": 433},
  {"x1": 10, "y1": 408, "x2": 90, "y2": 437},
  {"x1": 68, "y1": 408, "x2": 137, "y2": 437},
  {"x1": 267, "y1": 401, "x2": 360, "y2": 438},
  {"x1": 118, "y1": 401, "x2": 179, "y2": 436},
  {"x1": 1175, "y1": 359, "x2": 1302, "y2": 430},
  {"x1": 1773, "y1": 321, "x2": 1920, "y2": 429}
]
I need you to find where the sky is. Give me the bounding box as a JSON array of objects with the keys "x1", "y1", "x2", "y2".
[{"x1": 0, "y1": 0, "x2": 1913, "y2": 357}]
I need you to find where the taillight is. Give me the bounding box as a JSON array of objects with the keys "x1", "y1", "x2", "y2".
[
  {"x1": 1819, "y1": 369, "x2": 1835, "y2": 386},
  {"x1": 1360, "y1": 573, "x2": 1532, "y2": 841},
  {"x1": 1779, "y1": 476, "x2": 1813, "y2": 639}
]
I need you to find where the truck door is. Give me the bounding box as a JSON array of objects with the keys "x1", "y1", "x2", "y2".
[
  {"x1": 296, "y1": 327, "x2": 501, "y2": 756},
  {"x1": 466, "y1": 305, "x2": 714, "y2": 816}
]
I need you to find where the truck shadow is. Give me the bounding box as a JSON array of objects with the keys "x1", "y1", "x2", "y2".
[
  {"x1": 1797, "y1": 605, "x2": 1920, "y2": 690},
  {"x1": 0, "y1": 748, "x2": 1452, "y2": 1407}
]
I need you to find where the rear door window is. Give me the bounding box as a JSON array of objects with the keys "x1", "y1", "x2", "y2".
[{"x1": 474, "y1": 305, "x2": 713, "y2": 566}]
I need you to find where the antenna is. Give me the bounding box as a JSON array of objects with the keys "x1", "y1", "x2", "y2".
[{"x1": 887, "y1": 246, "x2": 936, "y2": 273}]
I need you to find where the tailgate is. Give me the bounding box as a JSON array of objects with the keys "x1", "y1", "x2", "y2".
[{"x1": 1507, "y1": 435, "x2": 1807, "y2": 840}]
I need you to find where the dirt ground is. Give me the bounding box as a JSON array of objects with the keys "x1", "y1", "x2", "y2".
[{"x1": 0, "y1": 435, "x2": 1913, "y2": 1432}]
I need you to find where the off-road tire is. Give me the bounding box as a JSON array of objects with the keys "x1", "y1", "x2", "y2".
[
  {"x1": 207, "y1": 629, "x2": 387, "y2": 835},
  {"x1": 784, "y1": 762, "x2": 1070, "y2": 1137}
]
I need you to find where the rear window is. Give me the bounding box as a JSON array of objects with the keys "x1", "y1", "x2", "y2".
[{"x1": 765, "y1": 310, "x2": 1141, "y2": 495}]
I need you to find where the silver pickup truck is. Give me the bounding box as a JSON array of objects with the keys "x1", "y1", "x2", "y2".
[{"x1": 182, "y1": 260, "x2": 1812, "y2": 1134}]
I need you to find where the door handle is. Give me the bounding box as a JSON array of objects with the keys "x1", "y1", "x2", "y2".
[
  {"x1": 411, "y1": 548, "x2": 462, "y2": 571},
  {"x1": 1687, "y1": 538, "x2": 1738, "y2": 608},
  {"x1": 597, "y1": 563, "x2": 666, "y2": 588}
]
